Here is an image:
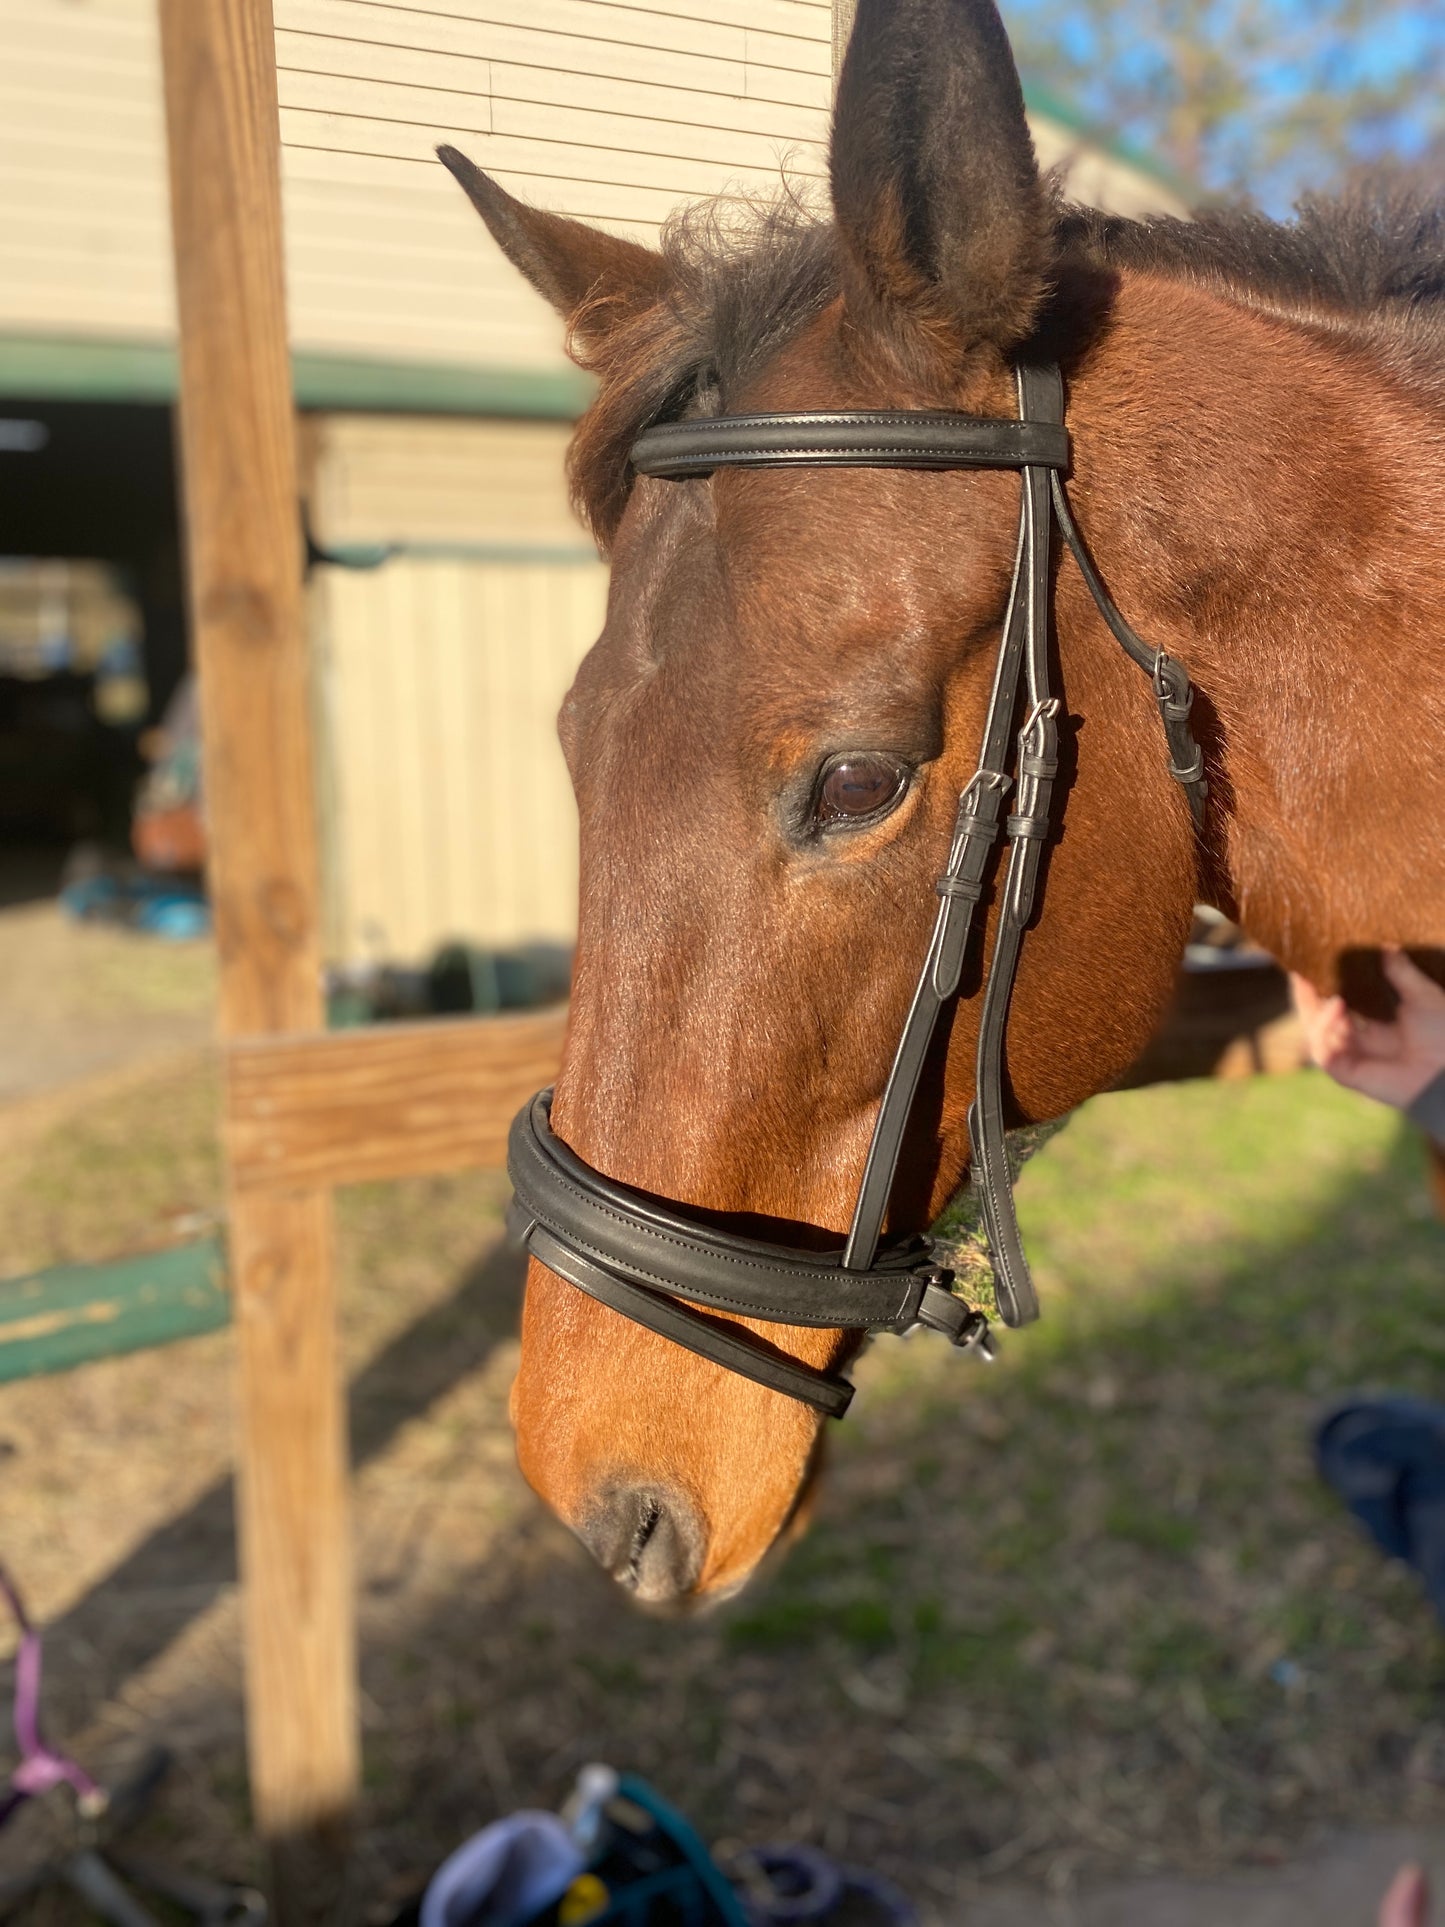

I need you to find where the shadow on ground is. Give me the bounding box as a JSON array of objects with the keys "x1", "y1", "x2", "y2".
[
  {"x1": 3, "y1": 1077, "x2": 1444, "y2": 1918},
  {"x1": 26, "y1": 1233, "x2": 527, "y2": 1719}
]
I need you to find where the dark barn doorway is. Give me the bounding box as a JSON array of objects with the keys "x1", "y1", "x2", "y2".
[{"x1": 0, "y1": 400, "x2": 186, "y2": 904}]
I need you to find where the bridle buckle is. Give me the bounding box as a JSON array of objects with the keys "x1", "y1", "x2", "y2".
[{"x1": 912, "y1": 1270, "x2": 995, "y2": 1361}]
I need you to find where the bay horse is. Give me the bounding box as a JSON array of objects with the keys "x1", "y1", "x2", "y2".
[{"x1": 440, "y1": 0, "x2": 1445, "y2": 1604}]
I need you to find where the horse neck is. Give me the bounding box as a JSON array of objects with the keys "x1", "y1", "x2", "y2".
[{"x1": 1068, "y1": 272, "x2": 1445, "y2": 982}]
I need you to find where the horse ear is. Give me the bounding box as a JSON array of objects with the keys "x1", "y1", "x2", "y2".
[
  {"x1": 438, "y1": 146, "x2": 669, "y2": 352},
  {"x1": 830, "y1": 0, "x2": 1053, "y2": 377}
]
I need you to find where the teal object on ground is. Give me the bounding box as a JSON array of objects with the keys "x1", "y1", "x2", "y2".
[
  {"x1": 0, "y1": 1237, "x2": 229, "y2": 1384},
  {"x1": 549, "y1": 1775, "x2": 749, "y2": 1927}
]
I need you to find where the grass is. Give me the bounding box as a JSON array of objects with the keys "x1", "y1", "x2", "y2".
[
  {"x1": 718, "y1": 1074, "x2": 1445, "y2": 1877},
  {"x1": 1, "y1": 1062, "x2": 1443, "y2": 1905}
]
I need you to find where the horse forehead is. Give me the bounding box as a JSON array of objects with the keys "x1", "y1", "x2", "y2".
[{"x1": 623, "y1": 465, "x2": 986, "y2": 666}]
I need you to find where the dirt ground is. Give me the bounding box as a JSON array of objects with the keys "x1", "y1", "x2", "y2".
[
  {"x1": 0, "y1": 900, "x2": 214, "y2": 1105},
  {"x1": 2, "y1": 905, "x2": 1445, "y2": 1925}
]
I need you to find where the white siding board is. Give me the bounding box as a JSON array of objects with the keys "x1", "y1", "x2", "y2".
[
  {"x1": 483, "y1": 60, "x2": 824, "y2": 143},
  {"x1": 7, "y1": 0, "x2": 147, "y2": 21},
  {"x1": 590, "y1": 0, "x2": 827, "y2": 34},
  {"x1": 0, "y1": 202, "x2": 167, "y2": 250},
  {"x1": 3, "y1": 41, "x2": 154, "y2": 89},
  {"x1": 742, "y1": 25, "x2": 833, "y2": 74},
  {"x1": 0, "y1": 110, "x2": 162, "y2": 168},
  {"x1": 5, "y1": 2, "x2": 152, "y2": 43},
  {"x1": 282, "y1": 22, "x2": 746, "y2": 101},
  {"x1": 280, "y1": 80, "x2": 493, "y2": 138},
  {"x1": 279, "y1": 139, "x2": 736, "y2": 230},
  {"x1": 741, "y1": 64, "x2": 832, "y2": 110},
  {"x1": 276, "y1": 31, "x2": 496, "y2": 98},
  {"x1": 278, "y1": 0, "x2": 747, "y2": 66},
  {"x1": 276, "y1": 71, "x2": 822, "y2": 174},
  {"x1": 492, "y1": 99, "x2": 824, "y2": 176},
  {"x1": 279, "y1": 41, "x2": 832, "y2": 142}
]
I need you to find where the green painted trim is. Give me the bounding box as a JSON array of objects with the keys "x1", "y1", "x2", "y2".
[
  {"x1": 0, "y1": 336, "x2": 179, "y2": 405},
  {"x1": 0, "y1": 1236, "x2": 229, "y2": 1384},
  {"x1": 0, "y1": 335, "x2": 595, "y2": 418},
  {"x1": 292, "y1": 352, "x2": 593, "y2": 418}
]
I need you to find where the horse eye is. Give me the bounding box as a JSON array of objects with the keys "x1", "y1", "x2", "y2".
[{"x1": 814, "y1": 754, "x2": 908, "y2": 827}]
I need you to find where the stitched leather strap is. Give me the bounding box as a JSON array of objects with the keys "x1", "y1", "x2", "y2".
[
  {"x1": 510, "y1": 1092, "x2": 935, "y2": 1328},
  {"x1": 962, "y1": 362, "x2": 1063, "y2": 1328},
  {"x1": 507, "y1": 1092, "x2": 992, "y2": 1416},
  {"x1": 631, "y1": 412, "x2": 1071, "y2": 478},
  {"x1": 522, "y1": 1223, "x2": 860, "y2": 1418},
  {"x1": 1049, "y1": 471, "x2": 1210, "y2": 831}
]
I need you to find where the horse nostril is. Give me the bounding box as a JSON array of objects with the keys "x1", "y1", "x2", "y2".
[{"x1": 578, "y1": 1483, "x2": 705, "y2": 1602}]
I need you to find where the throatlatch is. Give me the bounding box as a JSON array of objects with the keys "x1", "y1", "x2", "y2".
[{"x1": 506, "y1": 362, "x2": 1208, "y2": 1417}]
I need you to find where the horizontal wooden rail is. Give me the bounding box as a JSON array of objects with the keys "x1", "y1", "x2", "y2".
[
  {"x1": 0, "y1": 1237, "x2": 228, "y2": 1384},
  {"x1": 225, "y1": 1006, "x2": 567, "y2": 1194}
]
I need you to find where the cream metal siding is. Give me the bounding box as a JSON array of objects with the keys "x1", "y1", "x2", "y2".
[
  {"x1": 314, "y1": 556, "x2": 606, "y2": 959},
  {"x1": 0, "y1": 0, "x2": 1184, "y2": 367},
  {"x1": 307, "y1": 413, "x2": 605, "y2": 960}
]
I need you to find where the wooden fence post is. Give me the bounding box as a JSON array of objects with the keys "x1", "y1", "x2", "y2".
[{"x1": 157, "y1": 2, "x2": 358, "y2": 1918}]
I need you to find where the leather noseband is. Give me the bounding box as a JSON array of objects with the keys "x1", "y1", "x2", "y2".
[{"x1": 505, "y1": 363, "x2": 1208, "y2": 1417}]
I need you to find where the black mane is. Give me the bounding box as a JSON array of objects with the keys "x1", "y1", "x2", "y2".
[{"x1": 1061, "y1": 177, "x2": 1445, "y2": 318}]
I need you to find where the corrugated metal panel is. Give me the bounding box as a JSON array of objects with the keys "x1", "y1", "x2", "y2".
[
  {"x1": 314, "y1": 552, "x2": 606, "y2": 958},
  {"x1": 312, "y1": 414, "x2": 604, "y2": 955},
  {"x1": 0, "y1": 0, "x2": 1184, "y2": 370},
  {"x1": 308, "y1": 414, "x2": 602, "y2": 959}
]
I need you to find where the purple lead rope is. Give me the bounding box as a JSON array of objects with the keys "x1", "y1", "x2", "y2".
[{"x1": 0, "y1": 1565, "x2": 104, "y2": 1828}]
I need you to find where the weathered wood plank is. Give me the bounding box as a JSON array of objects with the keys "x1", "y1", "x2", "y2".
[
  {"x1": 158, "y1": 2, "x2": 356, "y2": 1919},
  {"x1": 226, "y1": 1007, "x2": 568, "y2": 1192},
  {"x1": 0, "y1": 1239, "x2": 229, "y2": 1385}
]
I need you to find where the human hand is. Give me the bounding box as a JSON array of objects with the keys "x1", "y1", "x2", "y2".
[
  {"x1": 1291, "y1": 951, "x2": 1445, "y2": 1113},
  {"x1": 1380, "y1": 1864, "x2": 1430, "y2": 1926}
]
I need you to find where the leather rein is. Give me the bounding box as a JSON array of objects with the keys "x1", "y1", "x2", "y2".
[{"x1": 507, "y1": 362, "x2": 1208, "y2": 1420}]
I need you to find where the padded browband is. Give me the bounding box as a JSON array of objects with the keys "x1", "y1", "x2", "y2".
[
  {"x1": 630, "y1": 411, "x2": 1071, "y2": 479},
  {"x1": 509, "y1": 1091, "x2": 933, "y2": 1329}
]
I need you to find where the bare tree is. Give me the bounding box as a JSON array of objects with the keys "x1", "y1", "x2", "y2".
[{"x1": 998, "y1": 0, "x2": 1445, "y2": 206}]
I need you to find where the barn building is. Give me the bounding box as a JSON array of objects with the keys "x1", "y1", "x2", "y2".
[{"x1": 1, "y1": 0, "x2": 1187, "y2": 965}]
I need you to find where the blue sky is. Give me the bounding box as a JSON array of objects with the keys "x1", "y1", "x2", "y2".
[{"x1": 1000, "y1": 0, "x2": 1445, "y2": 210}]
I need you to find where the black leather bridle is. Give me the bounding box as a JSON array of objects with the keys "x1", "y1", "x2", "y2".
[{"x1": 507, "y1": 362, "x2": 1208, "y2": 1419}]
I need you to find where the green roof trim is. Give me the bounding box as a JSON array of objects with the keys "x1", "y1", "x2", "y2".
[
  {"x1": 0, "y1": 334, "x2": 595, "y2": 418},
  {"x1": 294, "y1": 352, "x2": 593, "y2": 417}
]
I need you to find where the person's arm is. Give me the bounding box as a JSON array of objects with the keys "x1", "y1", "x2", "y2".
[
  {"x1": 1291, "y1": 951, "x2": 1445, "y2": 1141},
  {"x1": 1380, "y1": 1865, "x2": 1430, "y2": 1927}
]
